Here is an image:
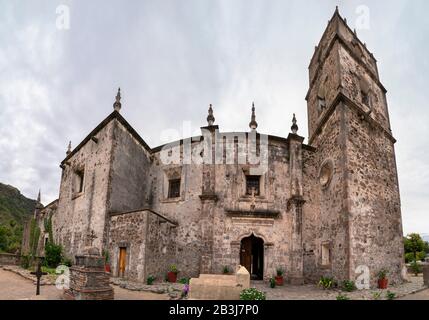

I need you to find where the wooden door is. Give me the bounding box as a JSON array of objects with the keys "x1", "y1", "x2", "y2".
[
  {"x1": 240, "y1": 237, "x2": 252, "y2": 274},
  {"x1": 118, "y1": 247, "x2": 127, "y2": 277}
]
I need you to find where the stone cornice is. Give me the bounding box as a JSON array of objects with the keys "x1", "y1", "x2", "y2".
[{"x1": 308, "y1": 91, "x2": 396, "y2": 145}]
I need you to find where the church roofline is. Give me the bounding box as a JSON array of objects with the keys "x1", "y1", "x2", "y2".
[
  {"x1": 109, "y1": 207, "x2": 178, "y2": 226},
  {"x1": 61, "y1": 110, "x2": 152, "y2": 165},
  {"x1": 151, "y1": 131, "x2": 315, "y2": 153}
]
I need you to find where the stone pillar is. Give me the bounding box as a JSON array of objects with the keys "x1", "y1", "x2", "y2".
[
  {"x1": 63, "y1": 247, "x2": 114, "y2": 300},
  {"x1": 199, "y1": 125, "x2": 219, "y2": 274},
  {"x1": 288, "y1": 197, "x2": 305, "y2": 285},
  {"x1": 287, "y1": 132, "x2": 305, "y2": 285}
]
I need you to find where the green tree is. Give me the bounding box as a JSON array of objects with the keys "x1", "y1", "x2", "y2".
[{"x1": 404, "y1": 233, "x2": 426, "y2": 261}]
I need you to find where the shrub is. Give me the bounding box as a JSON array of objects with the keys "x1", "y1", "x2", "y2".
[
  {"x1": 318, "y1": 276, "x2": 336, "y2": 290},
  {"x1": 222, "y1": 266, "x2": 231, "y2": 274},
  {"x1": 386, "y1": 291, "x2": 396, "y2": 300},
  {"x1": 20, "y1": 254, "x2": 32, "y2": 269},
  {"x1": 410, "y1": 260, "x2": 422, "y2": 276},
  {"x1": 240, "y1": 288, "x2": 266, "y2": 300},
  {"x1": 61, "y1": 257, "x2": 72, "y2": 267},
  {"x1": 372, "y1": 292, "x2": 382, "y2": 300},
  {"x1": 336, "y1": 294, "x2": 350, "y2": 300},
  {"x1": 147, "y1": 275, "x2": 156, "y2": 285},
  {"x1": 178, "y1": 277, "x2": 190, "y2": 284},
  {"x1": 44, "y1": 242, "x2": 63, "y2": 268},
  {"x1": 269, "y1": 277, "x2": 276, "y2": 288},
  {"x1": 405, "y1": 252, "x2": 426, "y2": 263},
  {"x1": 276, "y1": 268, "x2": 284, "y2": 277},
  {"x1": 342, "y1": 280, "x2": 357, "y2": 292}
]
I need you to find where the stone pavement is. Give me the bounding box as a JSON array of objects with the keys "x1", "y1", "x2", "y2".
[
  {"x1": 0, "y1": 268, "x2": 169, "y2": 300},
  {"x1": 398, "y1": 288, "x2": 429, "y2": 300},
  {"x1": 251, "y1": 275, "x2": 426, "y2": 300},
  {"x1": 1, "y1": 265, "x2": 426, "y2": 300}
]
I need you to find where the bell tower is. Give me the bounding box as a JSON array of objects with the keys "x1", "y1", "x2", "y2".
[{"x1": 305, "y1": 7, "x2": 404, "y2": 286}]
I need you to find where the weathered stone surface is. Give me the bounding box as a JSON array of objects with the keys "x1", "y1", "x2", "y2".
[
  {"x1": 189, "y1": 266, "x2": 250, "y2": 300},
  {"x1": 23, "y1": 9, "x2": 404, "y2": 290}
]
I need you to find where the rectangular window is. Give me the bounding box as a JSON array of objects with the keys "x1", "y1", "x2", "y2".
[
  {"x1": 246, "y1": 175, "x2": 260, "y2": 196},
  {"x1": 168, "y1": 179, "x2": 181, "y2": 198},
  {"x1": 321, "y1": 243, "x2": 330, "y2": 266},
  {"x1": 318, "y1": 97, "x2": 326, "y2": 115},
  {"x1": 76, "y1": 169, "x2": 84, "y2": 193}
]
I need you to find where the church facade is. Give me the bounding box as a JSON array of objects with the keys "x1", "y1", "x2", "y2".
[{"x1": 26, "y1": 9, "x2": 405, "y2": 287}]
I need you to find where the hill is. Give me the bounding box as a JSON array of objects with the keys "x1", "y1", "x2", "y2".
[{"x1": 0, "y1": 183, "x2": 36, "y2": 253}]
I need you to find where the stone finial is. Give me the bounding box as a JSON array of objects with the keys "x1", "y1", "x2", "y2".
[
  {"x1": 66, "y1": 141, "x2": 72, "y2": 155},
  {"x1": 249, "y1": 102, "x2": 258, "y2": 131},
  {"x1": 335, "y1": 6, "x2": 339, "y2": 14},
  {"x1": 113, "y1": 87, "x2": 121, "y2": 112},
  {"x1": 35, "y1": 189, "x2": 43, "y2": 210},
  {"x1": 207, "y1": 104, "x2": 215, "y2": 126},
  {"x1": 291, "y1": 113, "x2": 298, "y2": 134}
]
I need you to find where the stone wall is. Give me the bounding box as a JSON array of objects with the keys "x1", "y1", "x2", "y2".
[
  {"x1": 53, "y1": 119, "x2": 115, "y2": 259},
  {"x1": 108, "y1": 209, "x2": 176, "y2": 283},
  {"x1": 0, "y1": 253, "x2": 20, "y2": 265},
  {"x1": 345, "y1": 105, "x2": 404, "y2": 285}
]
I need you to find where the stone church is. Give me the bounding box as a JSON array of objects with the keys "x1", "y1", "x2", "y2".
[{"x1": 25, "y1": 8, "x2": 405, "y2": 286}]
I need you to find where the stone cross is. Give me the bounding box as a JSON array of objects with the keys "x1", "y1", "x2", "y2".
[
  {"x1": 30, "y1": 258, "x2": 47, "y2": 296},
  {"x1": 86, "y1": 230, "x2": 97, "y2": 247}
]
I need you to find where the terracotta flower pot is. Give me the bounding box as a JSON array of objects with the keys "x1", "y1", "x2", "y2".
[
  {"x1": 275, "y1": 276, "x2": 284, "y2": 286},
  {"x1": 167, "y1": 271, "x2": 178, "y2": 283},
  {"x1": 378, "y1": 278, "x2": 388, "y2": 289},
  {"x1": 105, "y1": 264, "x2": 111, "y2": 273}
]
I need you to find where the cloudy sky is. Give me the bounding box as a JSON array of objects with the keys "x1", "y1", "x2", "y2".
[{"x1": 0, "y1": 0, "x2": 428, "y2": 235}]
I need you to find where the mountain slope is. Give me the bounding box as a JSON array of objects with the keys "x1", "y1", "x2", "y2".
[
  {"x1": 0, "y1": 183, "x2": 36, "y2": 225},
  {"x1": 0, "y1": 183, "x2": 36, "y2": 253}
]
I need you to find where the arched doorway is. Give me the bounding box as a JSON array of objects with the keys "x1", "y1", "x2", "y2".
[{"x1": 240, "y1": 234, "x2": 264, "y2": 280}]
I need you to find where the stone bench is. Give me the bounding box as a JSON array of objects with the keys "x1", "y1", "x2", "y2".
[{"x1": 189, "y1": 266, "x2": 250, "y2": 300}]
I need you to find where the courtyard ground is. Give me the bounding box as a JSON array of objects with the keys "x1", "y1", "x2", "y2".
[
  {"x1": 0, "y1": 268, "x2": 169, "y2": 300},
  {"x1": 0, "y1": 265, "x2": 427, "y2": 300}
]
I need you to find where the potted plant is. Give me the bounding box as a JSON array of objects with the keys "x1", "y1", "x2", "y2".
[
  {"x1": 167, "y1": 264, "x2": 179, "y2": 283},
  {"x1": 275, "y1": 267, "x2": 284, "y2": 286},
  {"x1": 377, "y1": 269, "x2": 388, "y2": 289},
  {"x1": 103, "y1": 250, "x2": 111, "y2": 273}
]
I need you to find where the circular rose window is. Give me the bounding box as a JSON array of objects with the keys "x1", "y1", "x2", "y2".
[{"x1": 319, "y1": 160, "x2": 334, "y2": 188}]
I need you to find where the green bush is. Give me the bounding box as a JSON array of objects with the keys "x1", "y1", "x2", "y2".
[
  {"x1": 336, "y1": 294, "x2": 350, "y2": 300},
  {"x1": 405, "y1": 252, "x2": 426, "y2": 263},
  {"x1": 410, "y1": 260, "x2": 422, "y2": 276},
  {"x1": 61, "y1": 256, "x2": 72, "y2": 267},
  {"x1": 342, "y1": 280, "x2": 357, "y2": 292},
  {"x1": 240, "y1": 288, "x2": 266, "y2": 300},
  {"x1": 20, "y1": 254, "x2": 32, "y2": 269},
  {"x1": 318, "y1": 276, "x2": 336, "y2": 290},
  {"x1": 386, "y1": 291, "x2": 396, "y2": 300},
  {"x1": 276, "y1": 267, "x2": 285, "y2": 276},
  {"x1": 372, "y1": 292, "x2": 382, "y2": 300},
  {"x1": 178, "y1": 277, "x2": 190, "y2": 284},
  {"x1": 269, "y1": 277, "x2": 276, "y2": 288},
  {"x1": 222, "y1": 265, "x2": 231, "y2": 274},
  {"x1": 147, "y1": 275, "x2": 156, "y2": 285},
  {"x1": 44, "y1": 242, "x2": 63, "y2": 268}
]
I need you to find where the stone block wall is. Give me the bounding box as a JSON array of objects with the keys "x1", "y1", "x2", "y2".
[{"x1": 108, "y1": 209, "x2": 176, "y2": 283}]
